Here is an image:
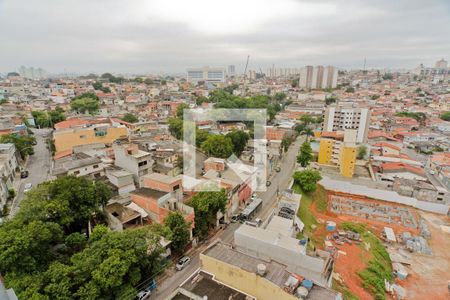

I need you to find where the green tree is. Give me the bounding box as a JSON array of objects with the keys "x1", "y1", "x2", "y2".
[
  {"x1": 70, "y1": 97, "x2": 99, "y2": 114},
  {"x1": 325, "y1": 95, "x2": 337, "y2": 105},
  {"x1": 297, "y1": 141, "x2": 313, "y2": 167},
  {"x1": 273, "y1": 92, "x2": 286, "y2": 101},
  {"x1": 144, "y1": 78, "x2": 153, "y2": 85},
  {"x1": 121, "y1": 113, "x2": 139, "y2": 123},
  {"x1": 164, "y1": 212, "x2": 190, "y2": 254},
  {"x1": 17, "y1": 176, "x2": 111, "y2": 231},
  {"x1": 0, "y1": 134, "x2": 36, "y2": 159},
  {"x1": 226, "y1": 130, "x2": 250, "y2": 156},
  {"x1": 176, "y1": 103, "x2": 189, "y2": 119},
  {"x1": 196, "y1": 129, "x2": 210, "y2": 147},
  {"x1": 73, "y1": 92, "x2": 99, "y2": 101},
  {"x1": 0, "y1": 220, "x2": 63, "y2": 274},
  {"x1": 168, "y1": 117, "x2": 183, "y2": 140},
  {"x1": 32, "y1": 108, "x2": 66, "y2": 128},
  {"x1": 201, "y1": 135, "x2": 233, "y2": 158},
  {"x1": 281, "y1": 136, "x2": 292, "y2": 152},
  {"x1": 382, "y1": 73, "x2": 393, "y2": 80},
  {"x1": 293, "y1": 169, "x2": 322, "y2": 193},
  {"x1": 345, "y1": 87, "x2": 355, "y2": 93},
  {"x1": 189, "y1": 190, "x2": 228, "y2": 238},
  {"x1": 440, "y1": 111, "x2": 450, "y2": 121},
  {"x1": 357, "y1": 145, "x2": 368, "y2": 159}
]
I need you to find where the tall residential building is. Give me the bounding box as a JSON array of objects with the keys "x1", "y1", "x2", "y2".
[
  {"x1": 299, "y1": 65, "x2": 337, "y2": 89},
  {"x1": 18, "y1": 66, "x2": 46, "y2": 79},
  {"x1": 435, "y1": 58, "x2": 448, "y2": 69},
  {"x1": 318, "y1": 129, "x2": 358, "y2": 178},
  {"x1": 322, "y1": 103, "x2": 370, "y2": 143},
  {"x1": 227, "y1": 65, "x2": 236, "y2": 77},
  {"x1": 186, "y1": 66, "x2": 226, "y2": 83}
]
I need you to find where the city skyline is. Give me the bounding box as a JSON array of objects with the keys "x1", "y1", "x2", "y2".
[{"x1": 1, "y1": 0, "x2": 449, "y2": 74}]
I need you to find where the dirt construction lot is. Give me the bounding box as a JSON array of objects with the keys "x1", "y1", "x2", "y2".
[{"x1": 399, "y1": 212, "x2": 450, "y2": 300}]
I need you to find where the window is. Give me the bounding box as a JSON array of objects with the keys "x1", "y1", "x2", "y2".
[
  {"x1": 93, "y1": 165, "x2": 99, "y2": 169},
  {"x1": 138, "y1": 160, "x2": 148, "y2": 167},
  {"x1": 74, "y1": 170, "x2": 80, "y2": 175},
  {"x1": 80, "y1": 135, "x2": 86, "y2": 139}
]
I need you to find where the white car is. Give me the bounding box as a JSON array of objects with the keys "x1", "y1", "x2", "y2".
[
  {"x1": 24, "y1": 183, "x2": 33, "y2": 193},
  {"x1": 176, "y1": 256, "x2": 191, "y2": 271},
  {"x1": 136, "y1": 288, "x2": 151, "y2": 300}
]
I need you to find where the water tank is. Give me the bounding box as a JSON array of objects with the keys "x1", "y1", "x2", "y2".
[
  {"x1": 326, "y1": 221, "x2": 336, "y2": 232},
  {"x1": 296, "y1": 287, "x2": 309, "y2": 298},
  {"x1": 302, "y1": 279, "x2": 313, "y2": 290},
  {"x1": 257, "y1": 264, "x2": 266, "y2": 276}
]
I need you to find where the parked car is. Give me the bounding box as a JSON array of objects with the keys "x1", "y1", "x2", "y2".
[
  {"x1": 176, "y1": 256, "x2": 191, "y2": 271},
  {"x1": 24, "y1": 183, "x2": 33, "y2": 192},
  {"x1": 231, "y1": 214, "x2": 240, "y2": 223},
  {"x1": 20, "y1": 171, "x2": 29, "y2": 178},
  {"x1": 135, "y1": 288, "x2": 151, "y2": 300}
]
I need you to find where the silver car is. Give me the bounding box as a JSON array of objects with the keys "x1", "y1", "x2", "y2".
[{"x1": 176, "y1": 256, "x2": 191, "y2": 271}]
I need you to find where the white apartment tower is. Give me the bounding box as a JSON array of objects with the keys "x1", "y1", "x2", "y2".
[
  {"x1": 186, "y1": 66, "x2": 226, "y2": 83},
  {"x1": 299, "y1": 65, "x2": 338, "y2": 89},
  {"x1": 435, "y1": 58, "x2": 448, "y2": 69},
  {"x1": 323, "y1": 104, "x2": 371, "y2": 143}
]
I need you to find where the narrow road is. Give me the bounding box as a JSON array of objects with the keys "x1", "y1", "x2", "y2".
[
  {"x1": 10, "y1": 128, "x2": 52, "y2": 216},
  {"x1": 151, "y1": 136, "x2": 305, "y2": 300}
]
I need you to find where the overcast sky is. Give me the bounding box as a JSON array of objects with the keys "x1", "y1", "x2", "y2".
[{"x1": 1, "y1": 0, "x2": 449, "y2": 74}]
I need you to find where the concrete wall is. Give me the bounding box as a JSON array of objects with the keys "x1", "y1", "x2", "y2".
[
  {"x1": 200, "y1": 254, "x2": 299, "y2": 300},
  {"x1": 234, "y1": 229, "x2": 328, "y2": 286}
]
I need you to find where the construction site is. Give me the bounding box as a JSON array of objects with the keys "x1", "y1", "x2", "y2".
[
  {"x1": 294, "y1": 180, "x2": 450, "y2": 300},
  {"x1": 328, "y1": 193, "x2": 418, "y2": 230}
]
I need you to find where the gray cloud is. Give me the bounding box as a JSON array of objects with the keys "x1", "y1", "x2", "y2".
[{"x1": 0, "y1": 0, "x2": 449, "y2": 74}]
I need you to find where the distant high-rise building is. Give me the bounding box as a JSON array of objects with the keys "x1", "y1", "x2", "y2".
[
  {"x1": 186, "y1": 66, "x2": 225, "y2": 83},
  {"x1": 322, "y1": 103, "x2": 370, "y2": 144},
  {"x1": 227, "y1": 65, "x2": 236, "y2": 77},
  {"x1": 18, "y1": 66, "x2": 46, "y2": 79},
  {"x1": 299, "y1": 65, "x2": 337, "y2": 89},
  {"x1": 435, "y1": 58, "x2": 448, "y2": 69}
]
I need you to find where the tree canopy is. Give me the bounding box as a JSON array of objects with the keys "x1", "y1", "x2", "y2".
[
  {"x1": 440, "y1": 111, "x2": 450, "y2": 121},
  {"x1": 0, "y1": 176, "x2": 167, "y2": 300},
  {"x1": 297, "y1": 141, "x2": 313, "y2": 167},
  {"x1": 226, "y1": 130, "x2": 250, "y2": 157},
  {"x1": 71, "y1": 97, "x2": 99, "y2": 115},
  {"x1": 293, "y1": 169, "x2": 322, "y2": 193},
  {"x1": 121, "y1": 113, "x2": 139, "y2": 123},
  {"x1": 164, "y1": 212, "x2": 190, "y2": 254},
  {"x1": 189, "y1": 190, "x2": 228, "y2": 238},
  {"x1": 32, "y1": 107, "x2": 65, "y2": 128},
  {"x1": 201, "y1": 135, "x2": 234, "y2": 158},
  {"x1": 0, "y1": 134, "x2": 36, "y2": 159}
]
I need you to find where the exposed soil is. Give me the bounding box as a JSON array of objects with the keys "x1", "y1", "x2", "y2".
[{"x1": 397, "y1": 212, "x2": 450, "y2": 300}]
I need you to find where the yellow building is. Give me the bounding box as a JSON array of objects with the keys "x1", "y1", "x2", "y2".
[
  {"x1": 339, "y1": 144, "x2": 357, "y2": 178},
  {"x1": 53, "y1": 125, "x2": 128, "y2": 154},
  {"x1": 200, "y1": 242, "x2": 339, "y2": 300},
  {"x1": 317, "y1": 129, "x2": 358, "y2": 178},
  {"x1": 318, "y1": 139, "x2": 334, "y2": 164}
]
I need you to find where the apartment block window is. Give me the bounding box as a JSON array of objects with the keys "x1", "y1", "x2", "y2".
[{"x1": 138, "y1": 161, "x2": 148, "y2": 167}]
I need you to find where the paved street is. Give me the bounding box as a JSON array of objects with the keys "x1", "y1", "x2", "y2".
[
  {"x1": 151, "y1": 136, "x2": 304, "y2": 300},
  {"x1": 10, "y1": 128, "x2": 52, "y2": 216}
]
